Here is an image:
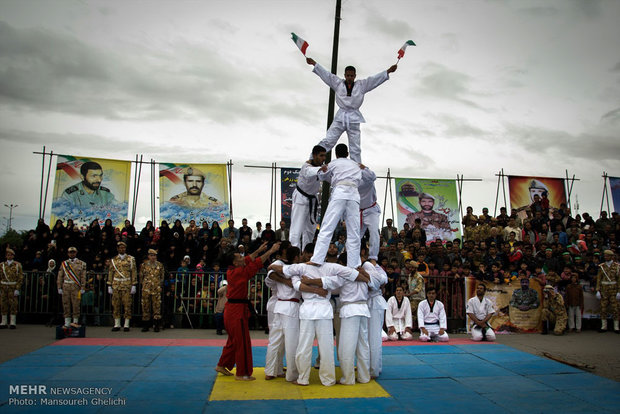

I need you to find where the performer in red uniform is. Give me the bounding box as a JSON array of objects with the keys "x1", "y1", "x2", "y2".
[{"x1": 215, "y1": 241, "x2": 281, "y2": 381}]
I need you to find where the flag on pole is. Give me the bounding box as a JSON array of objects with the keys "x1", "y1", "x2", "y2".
[
  {"x1": 397, "y1": 40, "x2": 416, "y2": 59},
  {"x1": 291, "y1": 32, "x2": 309, "y2": 55}
]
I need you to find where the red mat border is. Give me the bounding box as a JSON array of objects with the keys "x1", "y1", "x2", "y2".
[{"x1": 51, "y1": 337, "x2": 494, "y2": 347}]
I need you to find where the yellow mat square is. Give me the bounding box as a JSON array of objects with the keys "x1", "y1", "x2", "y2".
[{"x1": 209, "y1": 367, "x2": 390, "y2": 401}]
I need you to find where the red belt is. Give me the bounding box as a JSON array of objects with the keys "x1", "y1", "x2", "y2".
[{"x1": 278, "y1": 298, "x2": 300, "y2": 303}]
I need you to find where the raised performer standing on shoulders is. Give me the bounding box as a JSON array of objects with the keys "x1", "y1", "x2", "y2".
[
  {"x1": 290, "y1": 145, "x2": 326, "y2": 250},
  {"x1": 305, "y1": 57, "x2": 397, "y2": 163}
]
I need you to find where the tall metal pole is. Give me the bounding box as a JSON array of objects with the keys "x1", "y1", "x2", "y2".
[
  {"x1": 4, "y1": 204, "x2": 18, "y2": 231},
  {"x1": 319, "y1": 0, "x2": 342, "y2": 219}
]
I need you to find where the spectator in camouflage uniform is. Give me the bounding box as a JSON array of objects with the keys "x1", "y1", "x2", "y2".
[
  {"x1": 107, "y1": 242, "x2": 137, "y2": 331},
  {"x1": 406, "y1": 260, "x2": 425, "y2": 327},
  {"x1": 56, "y1": 247, "x2": 87, "y2": 327},
  {"x1": 0, "y1": 249, "x2": 23, "y2": 329},
  {"x1": 541, "y1": 285, "x2": 567, "y2": 335},
  {"x1": 140, "y1": 249, "x2": 165, "y2": 332},
  {"x1": 595, "y1": 249, "x2": 620, "y2": 333}
]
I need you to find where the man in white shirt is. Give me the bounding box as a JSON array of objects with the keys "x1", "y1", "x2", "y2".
[
  {"x1": 364, "y1": 256, "x2": 388, "y2": 378},
  {"x1": 310, "y1": 144, "x2": 363, "y2": 269},
  {"x1": 417, "y1": 286, "x2": 449, "y2": 342},
  {"x1": 264, "y1": 246, "x2": 305, "y2": 382},
  {"x1": 290, "y1": 146, "x2": 325, "y2": 249},
  {"x1": 359, "y1": 167, "x2": 381, "y2": 261},
  {"x1": 303, "y1": 253, "x2": 373, "y2": 385},
  {"x1": 385, "y1": 286, "x2": 414, "y2": 341},
  {"x1": 466, "y1": 283, "x2": 496, "y2": 342}
]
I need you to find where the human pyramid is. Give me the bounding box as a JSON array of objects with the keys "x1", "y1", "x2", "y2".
[{"x1": 214, "y1": 37, "x2": 465, "y2": 386}]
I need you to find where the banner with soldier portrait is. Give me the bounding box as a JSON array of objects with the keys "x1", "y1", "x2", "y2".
[
  {"x1": 395, "y1": 178, "x2": 461, "y2": 243},
  {"x1": 281, "y1": 168, "x2": 300, "y2": 227},
  {"x1": 51, "y1": 155, "x2": 131, "y2": 228},
  {"x1": 465, "y1": 277, "x2": 543, "y2": 333},
  {"x1": 159, "y1": 163, "x2": 229, "y2": 227},
  {"x1": 508, "y1": 176, "x2": 566, "y2": 220},
  {"x1": 609, "y1": 176, "x2": 620, "y2": 213}
]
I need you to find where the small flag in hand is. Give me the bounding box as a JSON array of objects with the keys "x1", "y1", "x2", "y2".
[
  {"x1": 398, "y1": 40, "x2": 416, "y2": 59},
  {"x1": 291, "y1": 32, "x2": 309, "y2": 55}
]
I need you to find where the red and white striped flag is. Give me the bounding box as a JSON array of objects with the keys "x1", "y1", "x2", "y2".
[
  {"x1": 397, "y1": 40, "x2": 416, "y2": 59},
  {"x1": 291, "y1": 32, "x2": 309, "y2": 55}
]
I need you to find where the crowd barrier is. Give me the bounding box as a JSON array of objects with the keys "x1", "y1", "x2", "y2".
[{"x1": 16, "y1": 271, "x2": 467, "y2": 329}]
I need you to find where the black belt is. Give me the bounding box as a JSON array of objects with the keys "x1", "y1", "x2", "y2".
[
  {"x1": 424, "y1": 322, "x2": 439, "y2": 325},
  {"x1": 296, "y1": 185, "x2": 318, "y2": 224},
  {"x1": 227, "y1": 298, "x2": 250, "y2": 304},
  {"x1": 278, "y1": 298, "x2": 300, "y2": 303}
]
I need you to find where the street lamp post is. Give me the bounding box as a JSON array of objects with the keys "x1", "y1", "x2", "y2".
[{"x1": 4, "y1": 204, "x2": 18, "y2": 231}]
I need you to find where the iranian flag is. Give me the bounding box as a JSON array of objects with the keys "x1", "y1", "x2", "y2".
[
  {"x1": 397, "y1": 40, "x2": 416, "y2": 59},
  {"x1": 291, "y1": 32, "x2": 309, "y2": 55}
]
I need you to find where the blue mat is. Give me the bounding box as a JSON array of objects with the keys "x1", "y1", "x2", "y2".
[{"x1": 0, "y1": 343, "x2": 619, "y2": 413}]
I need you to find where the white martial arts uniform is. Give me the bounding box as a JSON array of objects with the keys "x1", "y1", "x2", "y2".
[
  {"x1": 310, "y1": 158, "x2": 362, "y2": 269},
  {"x1": 264, "y1": 260, "x2": 287, "y2": 378},
  {"x1": 284, "y1": 263, "x2": 358, "y2": 386},
  {"x1": 466, "y1": 295, "x2": 496, "y2": 342},
  {"x1": 359, "y1": 168, "x2": 380, "y2": 260},
  {"x1": 385, "y1": 296, "x2": 413, "y2": 341},
  {"x1": 290, "y1": 161, "x2": 321, "y2": 250},
  {"x1": 365, "y1": 261, "x2": 388, "y2": 377},
  {"x1": 418, "y1": 299, "x2": 449, "y2": 342},
  {"x1": 322, "y1": 268, "x2": 371, "y2": 385},
  {"x1": 312, "y1": 63, "x2": 390, "y2": 163}
]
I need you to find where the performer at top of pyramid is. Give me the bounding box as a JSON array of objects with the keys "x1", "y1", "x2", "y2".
[{"x1": 305, "y1": 56, "x2": 397, "y2": 163}]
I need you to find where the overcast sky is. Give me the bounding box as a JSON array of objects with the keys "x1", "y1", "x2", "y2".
[{"x1": 1, "y1": 0, "x2": 619, "y2": 232}]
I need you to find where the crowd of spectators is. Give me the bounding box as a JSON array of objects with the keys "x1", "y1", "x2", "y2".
[{"x1": 2, "y1": 202, "x2": 619, "y2": 326}]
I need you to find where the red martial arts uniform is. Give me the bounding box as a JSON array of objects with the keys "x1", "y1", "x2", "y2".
[{"x1": 217, "y1": 255, "x2": 263, "y2": 376}]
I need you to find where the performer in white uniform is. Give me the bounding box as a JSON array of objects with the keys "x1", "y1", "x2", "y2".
[
  {"x1": 290, "y1": 146, "x2": 326, "y2": 249},
  {"x1": 310, "y1": 144, "x2": 362, "y2": 269},
  {"x1": 269, "y1": 260, "x2": 363, "y2": 386},
  {"x1": 359, "y1": 166, "x2": 381, "y2": 261},
  {"x1": 264, "y1": 246, "x2": 306, "y2": 382},
  {"x1": 363, "y1": 256, "x2": 388, "y2": 378},
  {"x1": 466, "y1": 283, "x2": 496, "y2": 342},
  {"x1": 304, "y1": 253, "x2": 372, "y2": 385},
  {"x1": 305, "y1": 57, "x2": 397, "y2": 163},
  {"x1": 385, "y1": 286, "x2": 414, "y2": 341},
  {"x1": 264, "y1": 247, "x2": 291, "y2": 380},
  {"x1": 418, "y1": 286, "x2": 449, "y2": 342}
]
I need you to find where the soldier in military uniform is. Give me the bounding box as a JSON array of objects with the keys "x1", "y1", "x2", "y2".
[
  {"x1": 462, "y1": 207, "x2": 478, "y2": 242},
  {"x1": 169, "y1": 167, "x2": 222, "y2": 208},
  {"x1": 56, "y1": 247, "x2": 87, "y2": 327},
  {"x1": 140, "y1": 249, "x2": 165, "y2": 332},
  {"x1": 541, "y1": 285, "x2": 567, "y2": 335},
  {"x1": 509, "y1": 277, "x2": 540, "y2": 311},
  {"x1": 107, "y1": 242, "x2": 137, "y2": 331},
  {"x1": 61, "y1": 161, "x2": 116, "y2": 207},
  {"x1": 0, "y1": 249, "x2": 23, "y2": 329},
  {"x1": 405, "y1": 193, "x2": 451, "y2": 233},
  {"x1": 596, "y1": 249, "x2": 620, "y2": 333},
  {"x1": 407, "y1": 261, "x2": 425, "y2": 327}
]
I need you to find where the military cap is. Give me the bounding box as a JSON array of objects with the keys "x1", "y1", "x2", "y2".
[
  {"x1": 544, "y1": 285, "x2": 554, "y2": 290},
  {"x1": 68, "y1": 247, "x2": 78, "y2": 253},
  {"x1": 418, "y1": 192, "x2": 435, "y2": 201},
  {"x1": 528, "y1": 179, "x2": 549, "y2": 191},
  {"x1": 148, "y1": 249, "x2": 157, "y2": 255},
  {"x1": 410, "y1": 260, "x2": 419, "y2": 267},
  {"x1": 604, "y1": 250, "x2": 614, "y2": 256},
  {"x1": 117, "y1": 241, "x2": 127, "y2": 247},
  {"x1": 183, "y1": 166, "x2": 205, "y2": 178},
  {"x1": 5, "y1": 248, "x2": 15, "y2": 255}
]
